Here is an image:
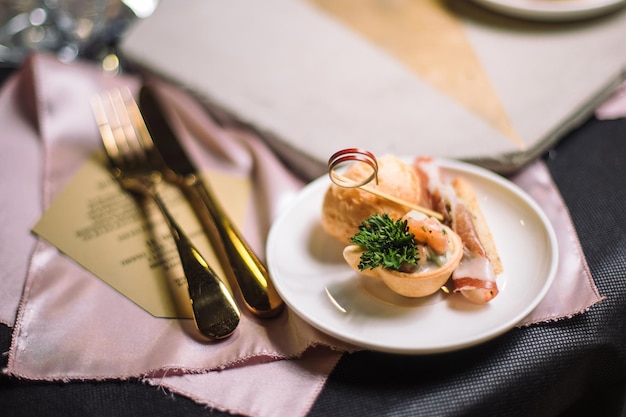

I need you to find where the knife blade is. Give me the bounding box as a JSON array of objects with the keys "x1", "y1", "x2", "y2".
[{"x1": 139, "y1": 85, "x2": 284, "y2": 318}]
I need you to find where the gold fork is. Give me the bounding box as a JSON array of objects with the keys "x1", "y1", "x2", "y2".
[{"x1": 91, "y1": 88, "x2": 240, "y2": 340}]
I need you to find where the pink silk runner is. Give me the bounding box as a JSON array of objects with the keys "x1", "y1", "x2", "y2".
[{"x1": 0, "y1": 54, "x2": 602, "y2": 417}]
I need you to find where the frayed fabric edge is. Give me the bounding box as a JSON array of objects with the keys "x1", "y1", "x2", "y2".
[
  {"x1": 142, "y1": 346, "x2": 344, "y2": 417},
  {"x1": 1, "y1": 340, "x2": 352, "y2": 382},
  {"x1": 516, "y1": 296, "x2": 607, "y2": 328}
]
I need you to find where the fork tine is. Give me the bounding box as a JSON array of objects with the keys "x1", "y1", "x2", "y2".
[
  {"x1": 92, "y1": 88, "x2": 154, "y2": 169},
  {"x1": 91, "y1": 92, "x2": 124, "y2": 167},
  {"x1": 119, "y1": 88, "x2": 155, "y2": 154},
  {"x1": 110, "y1": 89, "x2": 146, "y2": 165}
]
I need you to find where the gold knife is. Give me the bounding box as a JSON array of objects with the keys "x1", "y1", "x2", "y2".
[{"x1": 139, "y1": 85, "x2": 284, "y2": 318}]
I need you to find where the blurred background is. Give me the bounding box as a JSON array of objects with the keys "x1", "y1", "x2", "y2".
[{"x1": 0, "y1": 0, "x2": 158, "y2": 70}]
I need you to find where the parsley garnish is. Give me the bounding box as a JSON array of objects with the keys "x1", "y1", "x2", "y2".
[{"x1": 350, "y1": 213, "x2": 418, "y2": 271}]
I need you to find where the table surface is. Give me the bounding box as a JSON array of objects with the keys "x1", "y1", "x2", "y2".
[{"x1": 1, "y1": 65, "x2": 625, "y2": 417}]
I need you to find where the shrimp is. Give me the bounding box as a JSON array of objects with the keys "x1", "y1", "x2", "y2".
[{"x1": 404, "y1": 214, "x2": 448, "y2": 255}]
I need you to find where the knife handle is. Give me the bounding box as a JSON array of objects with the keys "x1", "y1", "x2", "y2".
[{"x1": 183, "y1": 175, "x2": 284, "y2": 318}]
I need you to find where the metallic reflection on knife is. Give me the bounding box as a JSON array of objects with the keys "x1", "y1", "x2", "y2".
[{"x1": 139, "y1": 85, "x2": 284, "y2": 318}]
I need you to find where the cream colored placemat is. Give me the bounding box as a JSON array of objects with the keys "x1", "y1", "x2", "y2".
[{"x1": 120, "y1": 0, "x2": 626, "y2": 177}]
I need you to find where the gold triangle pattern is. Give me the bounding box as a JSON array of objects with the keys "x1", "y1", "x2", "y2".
[{"x1": 308, "y1": 0, "x2": 526, "y2": 149}]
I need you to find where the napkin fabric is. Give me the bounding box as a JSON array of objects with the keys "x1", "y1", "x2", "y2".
[
  {"x1": 0, "y1": 53, "x2": 603, "y2": 417},
  {"x1": 595, "y1": 80, "x2": 626, "y2": 120},
  {"x1": 0, "y1": 54, "x2": 345, "y2": 417}
]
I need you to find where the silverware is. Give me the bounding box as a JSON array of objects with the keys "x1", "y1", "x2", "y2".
[
  {"x1": 91, "y1": 88, "x2": 240, "y2": 340},
  {"x1": 138, "y1": 85, "x2": 284, "y2": 318}
]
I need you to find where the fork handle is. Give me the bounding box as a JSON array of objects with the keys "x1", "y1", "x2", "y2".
[
  {"x1": 151, "y1": 191, "x2": 240, "y2": 339},
  {"x1": 182, "y1": 176, "x2": 284, "y2": 318}
]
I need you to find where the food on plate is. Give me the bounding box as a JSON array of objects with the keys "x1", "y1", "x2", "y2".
[
  {"x1": 343, "y1": 211, "x2": 464, "y2": 298},
  {"x1": 321, "y1": 154, "x2": 425, "y2": 244},
  {"x1": 321, "y1": 152, "x2": 502, "y2": 303},
  {"x1": 413, "y1": 157, "x2": 502, "y2": 303}
]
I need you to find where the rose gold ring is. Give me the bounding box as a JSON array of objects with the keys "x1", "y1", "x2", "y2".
[{"x1": 327, "y1": 148, "x2": 378, "y2": 188}]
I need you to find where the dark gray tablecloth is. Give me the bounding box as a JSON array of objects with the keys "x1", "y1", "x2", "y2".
[{"x1": 1, "y1": 67, "x2": 625, "y2": 417}]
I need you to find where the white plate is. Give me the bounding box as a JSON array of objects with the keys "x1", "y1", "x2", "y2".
[
  {"x1": 267, "y1": 159, "x2": 558, "y2": 354},
  {"x1": 471, "y1": 0, "x2": 626, "y2": 21}
]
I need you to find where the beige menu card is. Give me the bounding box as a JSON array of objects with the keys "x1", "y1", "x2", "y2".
[{"x1": 32, "y1": 152, "x2": 251, "y2": 318}]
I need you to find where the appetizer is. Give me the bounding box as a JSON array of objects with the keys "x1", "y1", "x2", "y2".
[
  {"x1": 321, "y1": 153, "x2": 502, "y2": 303},
  {"x1": 413, "y1": 157, "x2": 502, "y2": 303},
  {"x1": 342, "y1": 211, "x2": 464, "y2": 298},
  {"x1": 321, "y1": 154, "x2": 425, "y2": 244}
]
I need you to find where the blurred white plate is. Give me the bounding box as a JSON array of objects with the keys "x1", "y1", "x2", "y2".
[
  {"x1": 267, "y1": 159, "x2": 558, "y2": 354},
  {"x1": 472, "y1": 0, "x2": 626, "y2": 21}
]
